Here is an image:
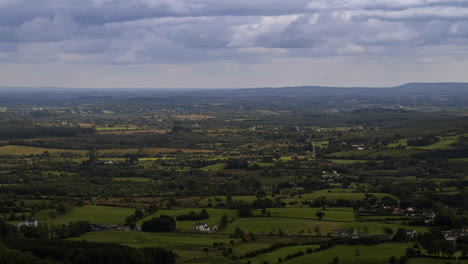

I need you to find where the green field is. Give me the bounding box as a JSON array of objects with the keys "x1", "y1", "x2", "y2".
[
  {"x1": 200, "y1": 163, "x2": 226, "y2": 171},
  {"x1": 340, "y1": 222, "x2": 428, "y2": 235},
  {"x1": 0, "y1": 145, "x2": 86, "y2": 156},
  {"x1": 47, "y1": 205, "x2": 134, "y2": 225},
  {"x1": 253, "y1": 207, "x2": 355, "y2": 222},
  {"x1": 243, "y1": 245, "x2": 320, "y2": 264},
  {"x1": 138, "y1": 208, "x2": 239, "y2": 231},
  {"x1": 387, "y1": 136, "x2": 458, "y2": 150},
  {"x1": 222, "y1": 217, "x2": 344, "y2": 235},
  {"x1": 409, "y1": 139, "x2": 457, "y2": 150},
  {"x1": 288, "y1": 189, "x2": 397, "y2": 201},
  {"x1": 112, "y1": 177, "x2": 153, "y2": 182},
  {"x1": 69, "y1": 231, "x2": 240, "y2": 260},
  {"x1": 326, "y1": 159, "x2": 368, "y2": 164},
  {"x1": 328, "y1": 148, "x2": 425, "y2": 159},
  {"x1": 199, "y1": 196, "x2": 260, "y2": 205},
  {"x1": 282, "y1": 243, "x2": 413, "y2": 264},
  {"x1": 450, "y1": 157, "x2": 468, "y2": 162},
  {"x1": 408, "y1": 258, "x2": 468, "y2": 264}
]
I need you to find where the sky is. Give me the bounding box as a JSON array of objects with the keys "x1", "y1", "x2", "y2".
[{"x1": 1, "y1": 0, "x2": 468, "y2": 88}]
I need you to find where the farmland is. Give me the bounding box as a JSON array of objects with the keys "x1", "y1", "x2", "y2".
[
  {"x1": 45, "y1": 205, "x2": 134, "y2": 225},
  {"x1": 1, "y1": 85, "x2": 468, "y2": 263}
]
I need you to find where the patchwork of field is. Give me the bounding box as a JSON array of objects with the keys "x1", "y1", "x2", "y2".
[
  {"x1": 0, "y1": 145, "x2": 214, "y2": 156},
  {"x1": 327, "y1": 148, "x2": 426, "y2": 159}
]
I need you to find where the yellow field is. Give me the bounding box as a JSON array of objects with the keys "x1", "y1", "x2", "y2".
[
  {"x1": 0, "y1": 145, "x2": 87, "y2": 155},
  {"x1": 0, "y1": 145, "x2": 214, "y2": 156}
]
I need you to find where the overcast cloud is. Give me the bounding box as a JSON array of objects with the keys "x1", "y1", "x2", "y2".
[{"x1": 1, "y1": 0, "x2": 468, "y2": 88}]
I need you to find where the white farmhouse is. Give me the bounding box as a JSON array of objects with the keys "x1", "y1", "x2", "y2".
[{"x1": 18, "y1": 219, "x2": 39, "y2": 228}]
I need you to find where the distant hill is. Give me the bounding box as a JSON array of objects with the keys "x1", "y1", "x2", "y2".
[{"x1": 1, "y1": 82, "x2": 468, "y2": 99}]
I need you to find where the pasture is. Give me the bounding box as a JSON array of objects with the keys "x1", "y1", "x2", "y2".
[
  {"x1": 253, "y1": 207, "x2": 355, "y2": 222},
  {"x1": 0, "y1": 145, "x2": 86, "y2": 156},
  {"x1": 138, "y1": 208, "x2": 239, "y2": 231},
  {"x1": 243, "y1": 245, "x2": 320, "y2": 264},
  {"x1": 290, "y1": 189, "x2": 398, "y2": 200},
  {"x1": 69, "y1": 231, "x2": 240, "y2": 260},
  {"x1": 49, "y1": 205, "x2": 134, "y2": 225},
  {"x1": 222, "y1": 217, "x2": 344, "y2": 235},
  {"x1": 200, "y1": 163, "x2": 226, "y2": 171},
  {"x1": 282, "y1": 243, "x2": 413, "y2": 264}
]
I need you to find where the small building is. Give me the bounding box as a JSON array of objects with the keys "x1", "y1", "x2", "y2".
[
  {"x1": 18, "y1": 219, "x2": 39, "y2": 228},
  {"x1": 194, "y1": 222, "x2": 210, "y2": 232},
  {"x1": 115, "y1": 226, "x2": 132, "y2": 231},
  {"x1": 193, "y1": 223, "x2": 218, "y2": 232},
  {"x1": 405, "y1": 229, "x2": 418, "y2": 238}
]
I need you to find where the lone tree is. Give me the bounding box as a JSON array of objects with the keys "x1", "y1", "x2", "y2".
[
  {"x1": 316, "y1": 211, "x2": 325, "y2": 220},
  {"x1": 314, "y1": 225, "x2": 320, "y2": 236}
]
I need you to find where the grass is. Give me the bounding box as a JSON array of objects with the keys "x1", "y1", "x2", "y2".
[
  {"x1": 292, "y1": 189, "x2": 397, "y2": 200},
  {"x1": 98, "y1": 148, "x2": 213, "y2": 155},
  {"x1": 0, "y1": 145, "x2": 214, "y2": 157},
  {"x1": 328, "y1": 149, "x2": 425, "y2": 159},
  {"x1": 327, "y1": 149, "x2": 378, "y2": 158},
  {"x1": 366, "y1": 149, "x2": 425, "y2": 159},
  {"x1": 200, "y1": 163, "x2": 226, "y2": 171},
  {"x1": 49, "y1": 205, "x2": 134, "y2": 225},
  {"x1": 408, "y1": 139, "x2": 457, "y2": 150},
  {"x1": 69, "y1": 231, "x2": 240, "y2": 260},
  {"x1": 95, "y1": 125, "x2": 140, "y2": 131},
  {"x1": 33, "y1": 209, "x2": 56, "y2": 222},
  {"x1": 222, "y1": 217, "x2": 344, "y2": 235},
  {"x1": 138, "y1": 208, "x2": 239, "y2": 232},
  {"x1": 112, "y1": 177, "x2": 153, "y2": 182},
  {"x1": 199, "y1": 196, "x2": 260, "y2": 205},
  {"x1": 326, "y1": 159, "x2": 368, "y2": 164},
  {"x1": 408, "y1": 258, "x2": 468, "y2": 264},
  {"x1": 282, "y1": 243, "x2": 413, "y2": 264},
  {"x1": 450, "y1": 157, "x2": 468, "y2": 162},
  {"x1": 0, "y1": 145, "x2": 86, "y2": 156},
  {"x1": 243, "y1": 245, "x2": 320, "y2": 264},
  {"x1": 340, "y1": 222, "x2": 428, "y2": 235},
  {"x1": 253, "y1": 207, "x2": 355, "y2": 222}
]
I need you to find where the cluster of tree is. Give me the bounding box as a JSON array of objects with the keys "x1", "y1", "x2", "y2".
[
  {"x1": 125, "y1": 209, "x2": 145, "y2": 229},
  {"x1": 176, "y1": 209, "x2": 209, "y2": 221},
  {"x1": 407, "y1": 135, "x2": 439, "y2": 146},
  {"x1": 0, "y1": 242, "x2": 54, "y2": 264},
  {"x1": 225, "y1": 159, "x2": 249, "y2": 169},
  {"x1": 0, "y1": 126, "x2": 95, "y2": 140},
  {"x1": 51, "y1": 221, "x2": 92, "y2": 239},
  {"x1": 142, "y1": 215, "x2": 176, "y2": 232},
  {"x1": 1, "y1": 238, "x2": 176, "y2": 264}
]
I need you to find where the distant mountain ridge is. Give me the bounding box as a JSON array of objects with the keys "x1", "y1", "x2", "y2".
[{"x1": 0, "y1": 82, "x2": 468, "y2": 99}]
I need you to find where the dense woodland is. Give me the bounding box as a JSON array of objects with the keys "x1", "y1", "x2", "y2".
[{"x1": 1, "y1": 84, "x2": 468, "y2": 264}]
